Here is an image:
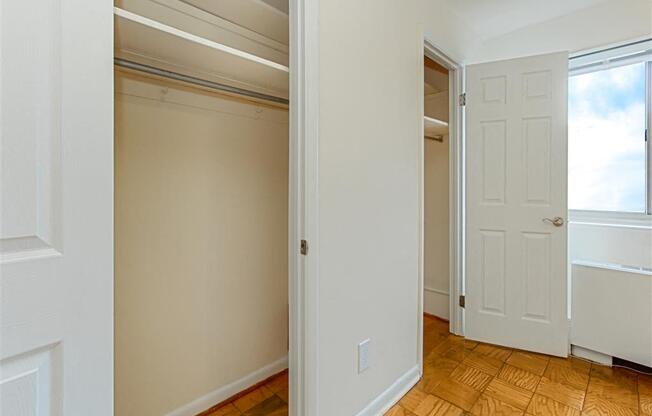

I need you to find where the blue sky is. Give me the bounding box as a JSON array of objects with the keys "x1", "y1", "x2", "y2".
[{"x1": 568, "y1": 62, "x2": 647, "y2": 212}]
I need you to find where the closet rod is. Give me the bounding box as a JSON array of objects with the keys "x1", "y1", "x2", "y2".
[
  {"x1": 114, "y1": 58, "x2": 289, "y2": 105},
  {"x1": 425, "y1": 135, "x2": 444, "y2": 142}
]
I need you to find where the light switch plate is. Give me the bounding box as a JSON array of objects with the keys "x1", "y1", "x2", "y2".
[{"x1": 358, "y1": 338, "x2": 370, "y2": 373}]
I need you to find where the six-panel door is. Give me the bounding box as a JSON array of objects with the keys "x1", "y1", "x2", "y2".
[
  {"x1": 0, "y1": 0, "x2": 114, "y2": 414},
  {"x1": 465, "y1": 52, "x2": 569, "y2": 357}
]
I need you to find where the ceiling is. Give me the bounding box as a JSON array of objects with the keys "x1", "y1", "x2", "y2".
[{"x1": 443, "y1": 0, "x2": 611, "y2": 41}]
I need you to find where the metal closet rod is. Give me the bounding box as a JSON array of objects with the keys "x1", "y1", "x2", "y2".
[
  {"x1": 425, "y1": 135, "x2": 444, "y2": 142},
  {"x1": 114, "y1": 58, "x2": 289, "y2": 105}
]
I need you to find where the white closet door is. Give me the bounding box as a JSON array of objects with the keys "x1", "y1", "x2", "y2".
[
  {"x1": 1, "y1": 0, "x2": 113, "y2": 414},
  {"x1": 465, "y1": 52, "x2": 569, "y2": 357}
]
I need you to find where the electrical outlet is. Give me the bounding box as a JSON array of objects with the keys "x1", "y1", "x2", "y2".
[{"x1": 358, "y1": 339, "x2": 370, "y2": 373}]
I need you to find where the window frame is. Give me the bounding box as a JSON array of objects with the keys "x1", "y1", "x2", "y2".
[
  {"x1": 569, "y1": 209, "x2": 652, "y2": 228},
  {"x1": 569, "y1": 38, "x2": 652, "y2": 218}
]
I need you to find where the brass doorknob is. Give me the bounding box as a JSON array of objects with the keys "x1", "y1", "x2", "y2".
[{"x1": 542, "y1": 217, "x2": 564, "y2": 227}]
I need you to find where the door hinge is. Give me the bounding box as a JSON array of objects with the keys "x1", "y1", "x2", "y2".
[
  {"x1": 459, "y1": 93, "x2": 466, "y2": 106},
  {"x1": 459, "y1": 295, "x2": 465, "y2": 308},
  {"x1": 300, "y1": 239, "x2": 308, "y2": 255}
]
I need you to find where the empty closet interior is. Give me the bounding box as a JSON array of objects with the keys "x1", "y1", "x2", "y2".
[
  {"x1": 114, "y1": 1, "x2": 290, "y2": 415},
  {"x1": 423, "y1": 56, "x2": 451, "y2": 321}
]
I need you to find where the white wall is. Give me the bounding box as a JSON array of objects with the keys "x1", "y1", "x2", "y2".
[
  {"x1": 115, "y1": 73, "x2": 288, "y2": 416},
  {"x1": 467, "y1": 0, "x2": 652, "y2": 63},
  {"x1": 314, "y1": 1, "x2": 481, "y2": 414},
  {"x1": 312, "y1": 0, "x2": 652, "y2": 413},
  {"x1": 318, "y1": 2, "x2": 420, "y2": 414},
  {"x1": 424, "y1": 91, "x2": 450, "y2": 320}
]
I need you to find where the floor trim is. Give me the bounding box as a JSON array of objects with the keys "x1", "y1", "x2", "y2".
[
  {"x1": 424, "y1": 312, "x2": 449, "y2": 323},
  {"x1": 571, "y1": 345, "x2": 612, "y2": 366},
  {"x1": 354, "y1": 365, "x2": 420, "y2": 416},
  {"x1": 424, "y1": 289, "x2": 450, "y2": 321},
  {"x1": 165, "y1": 356, "x2": 288, "y2": 416}
]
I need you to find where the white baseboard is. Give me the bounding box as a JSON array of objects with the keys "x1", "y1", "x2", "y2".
[
  {"x1": 424, "y1": 287, "x2": 449, "y2": 320},
  {"x1": 165, "y1": 356, "x2": 288, "y2": 416},
  {"x1": 571, "y1": 345, "x2": 612, "y2": 366},
  {"x1": 355, "y1": 365, "x2": 420, "y2": 416}
]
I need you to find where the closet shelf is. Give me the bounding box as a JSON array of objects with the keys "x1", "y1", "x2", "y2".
[
  {"x1": 424, "y1": 116, "x2": 448, "y2": 138},
  {"x1": 114, "y1": 7, "x2": 289, "y2": 99}
]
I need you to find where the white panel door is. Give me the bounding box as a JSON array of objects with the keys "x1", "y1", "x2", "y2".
[
  {"x1": 0, "y1": 0, "x2": 113, "y2": 414},
  {"x1": 465, "y1": 52, "x2": 569, "y2": 356}
]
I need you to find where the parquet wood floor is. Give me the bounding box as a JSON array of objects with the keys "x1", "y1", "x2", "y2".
[
  {"x1": 204, "y1": 315, "x2": 651, "y2": 415},
  {"x1": 387, "y1": 315, "x2": 651, "y2": 416}
]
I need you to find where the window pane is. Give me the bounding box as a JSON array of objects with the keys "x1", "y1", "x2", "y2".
[{"x1": 568, "y1": 62, "x2": 647, "y2": 212}]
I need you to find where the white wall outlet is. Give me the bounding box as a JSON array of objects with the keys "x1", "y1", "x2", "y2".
[{"x1": 358, "y1": 338, "x2": 371, "y2": 373}]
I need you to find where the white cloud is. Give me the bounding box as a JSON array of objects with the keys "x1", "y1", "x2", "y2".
[
  {"x1": 569, "y1": 102, "x2": 646, "y2": 212},
  {"x1": 568, "y1": 61, "x2": 647, "y2": 212},
  {"x1": 571, "y1": 62, "x2": 644, "y2": 94}
]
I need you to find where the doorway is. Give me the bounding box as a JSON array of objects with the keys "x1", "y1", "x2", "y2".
[
  {"x1": 418, "y1": 43, "x2": 464, "y2": 370},
  {"x1": 423, "y1": 55, "x2": 452, "y2": 322}
]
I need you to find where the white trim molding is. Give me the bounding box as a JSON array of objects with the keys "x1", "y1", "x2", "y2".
[
  {"x1": 415, "y1": 32, "x2": 465, "y2": 391},
  {"x1": 354, "y1": 366, "x2": 420, "y2": 416},
  {"x1": 422, "y1": 36, "x2": 465, "y2": 334},
  {"x1": 569, "y1": 209, "x2": 652, "y2": 229},
  {"x1": 571, "y1": 345, "x2": 613, "y2": 366},
  {"x1": 164, "y1": 356, "x2": 288, "y2": 416},
  {"x1": 569, "y1": 39, "x2": 652, "y2": 215},
  {"x1": 424, "y1": 286, "x2": 449, "y2": 296},
  {"x1": 289, "y1": 0, "x2": 320, "y2": 414},
  {"x1": 569, "y1": 38, "x2": 652, "y2": 75},
  {"x1": 424, "y1": 287, "x2": 451, "y2": 321},
  {"x1": 572, "y1": 259, "x2": 652, "y2": 275},
  {"x1": 113, "y1": 7, "x2": 289, "y2": 72}
]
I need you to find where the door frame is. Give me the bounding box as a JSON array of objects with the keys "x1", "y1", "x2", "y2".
[
  {"x1": 417, "y1": 36, "x2": 465, "y2": 370},
  {"x1": 289, "y1": 0, "x2": 319, "y2": 414}
]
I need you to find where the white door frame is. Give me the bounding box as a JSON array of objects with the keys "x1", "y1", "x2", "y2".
[
  {"x1": 289, "y1": 0, "x2": 320, "y2": 414},
  {"x1": 417, "y1": 36, "x2": 465, "y2": 370}
]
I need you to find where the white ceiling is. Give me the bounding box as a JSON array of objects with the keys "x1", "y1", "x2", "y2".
[{"x1": 443, "y1": 0, "x2": 611, "y2": 41}]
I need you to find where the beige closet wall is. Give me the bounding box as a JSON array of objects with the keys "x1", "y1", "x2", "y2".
[
  {"x1": 424, "y1": 90, "x2": 449, "y2": 320},
  {"x1": 115, "y1": 72, "x2": 288, "y2": 416}
]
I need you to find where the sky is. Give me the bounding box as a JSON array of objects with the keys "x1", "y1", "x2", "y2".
[{"x1": 568, "y1": 61, "x2": 647, "y2": 213}]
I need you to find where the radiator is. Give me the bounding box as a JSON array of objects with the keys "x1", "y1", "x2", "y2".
[{"x1": 571, "y1": 260, "x2": 652, "y2": 367}]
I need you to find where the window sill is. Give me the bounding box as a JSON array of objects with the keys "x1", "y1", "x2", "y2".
[{"x1": 568, "y1": 209, "x2": 652, "y2": 229}]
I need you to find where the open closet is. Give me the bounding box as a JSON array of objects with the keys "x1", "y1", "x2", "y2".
[
  {"x1": 113, "y1": 1, "x2": 290, "y2": 415},
  {"x1": 423, "y1": 56, "x2": 451, "y2": 321}
]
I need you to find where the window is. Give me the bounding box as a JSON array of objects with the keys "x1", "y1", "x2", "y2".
[{"x1": 569, "y1": 41, "x2": 651, "y2": 214}]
